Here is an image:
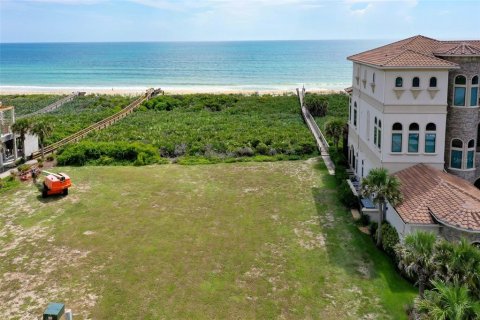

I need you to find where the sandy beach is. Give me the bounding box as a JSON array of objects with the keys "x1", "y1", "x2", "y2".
[{"x1": 0, "y1": 86, "x2": 343, "y2": 96}]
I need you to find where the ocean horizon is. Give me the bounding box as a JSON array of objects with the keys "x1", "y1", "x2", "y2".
[{"x1": 0, "y1": 40, "x2": 388, "y2": 92}]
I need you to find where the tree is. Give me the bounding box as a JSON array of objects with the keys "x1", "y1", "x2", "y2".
[
  {"x1": 31, "y1": 121, "x2": 53, "y2": 160},
  {"x1": 434, "y1": 238, "x2": 480, "y2": 299},
  {"x1": 395, "y1": 231, "x2": 437, "y2": 298},
  {"x1": 416, "y1": 280, "x2": 480, "y2": 320},
  {"x1": 360, "y1": 168, "x2": 403, "y2": 247},
  {"x1": 304, "y1": 94, "x2": 328, "y2": 117},
  {"x1": 11, "y1": 118, "x2": 32, "y2": 160},
  {"x1": 324, "y1": 118, "x2": 346, "y2": 149}
]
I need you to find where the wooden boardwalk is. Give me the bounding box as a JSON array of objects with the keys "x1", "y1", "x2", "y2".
[
  {"x1": 31, "y1": 88, "x2": 161, "y2": 159},
  {"x1": 297, "y1": 88, "x2": 335, "y2": 175},
  {"x1": 18, "y1": 92, "x2": 82, "y2": 119}
]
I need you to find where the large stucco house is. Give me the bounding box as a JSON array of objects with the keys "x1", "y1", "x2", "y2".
[
  {"x1": 0, "y1": 105, "x2": 38, "y2": 171},
  {"x1": 345, "y1": 35, "x2": 480, "y2": 244}
]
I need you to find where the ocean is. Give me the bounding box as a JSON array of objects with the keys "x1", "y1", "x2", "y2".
[{"x1": 0, "y1": 40, "x2": 387, "y2": 91}]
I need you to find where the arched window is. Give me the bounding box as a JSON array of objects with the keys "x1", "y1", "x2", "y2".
[
  {"x1": 450, "y1": 139, "x2": 463, "y2": 169},
  {"x1": 429, "y1": 77, "x2": 437, "y2": 88},
  {"x1": 391, "y1": 123, "x2": 402, "y2": 153},
  {"x1": 408, "y1": 123, "x2": 419, "y2": 153},
  {"x1": 412, "y1": 77, "x2": 420, "y2": 88},
  {"x1": 471, "y1": 75, "x2": 479, "y2": 107},
  {"x1": 353, "y1": 102, "x2": 357, "y2": 127},
  {"x1": 425, "y1": 123, "x2": 436, "y2": 153},
  {"x1": 467, "y1": 139, "x2": 475, "y2": 169},
  {"x1": 395, "y1": 77, "x2": 403, "y2": 88},
  {"x1": 454, "y1": 75, "x2": 467, "y2": 106}
]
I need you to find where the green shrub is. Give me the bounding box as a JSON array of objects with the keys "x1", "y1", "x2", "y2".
[
  {"x1": 381, "y1": 222, "x2": 400, "y2": 257},
  {"x1": 255, "y1": 142, "x2": 269, "y2": 155},
  {"x1": 17, "y1": 164, "x2": 31, "y2": 173},
  {"x1": 338, "y1": 180, "x2": 358, "y2": 208},
  {"x1": 305, "y1": 94, "x2": 328, "y2": 117},
  {"x1": 46, "y1": 154, "x2": 55, "y2": 162},
  {"x1": 57, "y1": 141, "x2": 161, "y2": 166}
]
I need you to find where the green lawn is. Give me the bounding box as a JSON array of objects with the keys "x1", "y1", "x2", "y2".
[{"x1": 0, "y1": 160, "x2": 415, "y2": 319}]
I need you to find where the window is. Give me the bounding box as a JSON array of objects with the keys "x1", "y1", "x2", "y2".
[
  {"x1": 467, "y1": 139, "x2": 475, "y2": 169},
  {"x1": 412, "y1": 77, "x2": 420, "y2": 88},
  {"x1": 450, "y1": 139, "x2": 463, "y2": 169},
  {"x1": 378, "y1": 120, "x2": 382, "y2": 149},
  {"x1": 349, "y1": 101, "x2": 352, "y2": 123},
  {"x1": 373, "y1": 73, "x2": 376, "y2": 83},
  {"x1": 353, "y1": 102, "x2": 357, "y2": 126},
  {"x1": 366, "y1": 110, "x2": 370, "y2": 140},
  {"x1": 471, "y1": 76, "x2": 479, "y2": 107},
  {"x1": 408, "y1": 123, "x2": 419, "y2": 153},
  {"x1": 454, "y1": 75, "x2": 467, "y2": 106},
  {"x1": 373, "y1": 117, "x2": 381, "y2": 149},
  {"x1": 395, "y1": 77, "x2": 403, "y2": 88},
  {"x1": 425, "y1": 123, "x2": 436, "y2": 153},
  {"x1": 391, "y1": 123, "x2": 402, "y2": 153},
  {"x1": 429, "y1": 77, "x2": 437, "y2": 88}
]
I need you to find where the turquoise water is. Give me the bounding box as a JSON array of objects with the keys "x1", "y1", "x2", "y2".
[{"x1": 0, "y1": 40, "x2": 386, "y2": 91}]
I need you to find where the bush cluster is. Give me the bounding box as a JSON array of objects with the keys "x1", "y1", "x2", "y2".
[
  {"x1": 59, "y1": 94, "x2": 318, "y2": 165},
  {"x1": 57, "y1": 141, "x2": 166, "y2": 166},
  {"x1": 329, "y1": 148, "x2": 358, "y2": 208},
  {"x1": 304, "y1": 93, "x2": 328, "y2": 117}
]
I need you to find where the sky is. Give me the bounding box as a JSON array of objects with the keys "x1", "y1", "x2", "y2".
[{"x1": 0, "y1": 0, "x2": 479, "y2": 42}]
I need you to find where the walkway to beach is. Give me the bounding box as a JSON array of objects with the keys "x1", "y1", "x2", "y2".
[
  {"x1": 18, "y1": 92, "x2": 81, "y2": 119},
  {"x1": 297, "y1": 88, "x2": 335, "y2": 175}
]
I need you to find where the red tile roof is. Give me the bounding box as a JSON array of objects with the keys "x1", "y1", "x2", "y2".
[
  {"x1": 348, "y1": 35, "x2": 479, "y2": 68},
  {"x1": 394, "y1": 164, "x2": 480, "y2": 232}
]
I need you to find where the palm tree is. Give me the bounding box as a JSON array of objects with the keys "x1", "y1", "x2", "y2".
[
  {"x1": 416, "y1": 280, "x2": 480, "y2": 320},
  {"x1": 434, "y1": 238, "x2": 480, "y2": 299},
  {"x1": 396, "y1": 231, "x2": 437, "y2": 298},
  {"x1": 11, "y1": 118, "x2": 31, "y2": 160},
  {"x1": 360, "y1": 168, "x2": 403, "y2": 247},
  {"x1": 31, "y1": 121, "x2": 53, "y2": 160},
  {"x1": 324, "y1": 118, "x2": 346, "y2": 150}
]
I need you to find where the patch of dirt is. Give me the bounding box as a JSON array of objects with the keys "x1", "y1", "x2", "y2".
[
  {"x1": 0, "y1": 184, "x2": 102, "y2": 319},
  {"x1": 294, "y1": 217, "x2": 325, "y2": 250}
]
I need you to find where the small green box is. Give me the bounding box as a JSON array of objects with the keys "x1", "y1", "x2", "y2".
[{"x1": 43, "y1": 302, "x2": 65, "y2": 320}]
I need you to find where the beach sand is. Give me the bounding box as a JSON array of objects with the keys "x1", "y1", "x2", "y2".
[{"x1": 0, "y1": 86, "x2": 343, "y2": 96}]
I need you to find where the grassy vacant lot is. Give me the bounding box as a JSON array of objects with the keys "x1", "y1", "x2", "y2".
[
  {"x1": 0, "y1": 160, "x2": 415, "y2": 319},
  {"x1": 57, "y1": 94, "x2": 318, "y2": 165}
]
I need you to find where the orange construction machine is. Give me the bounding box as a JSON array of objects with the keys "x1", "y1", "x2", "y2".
[{"x1": 41, "y1": 171, "x2": 71, "y2": 198}]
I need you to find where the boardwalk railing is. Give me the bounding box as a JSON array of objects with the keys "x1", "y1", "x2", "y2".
[
  {"x1": 31, "y1": 88, "x2": 161, "y2": 159},
  {"x1": 18, "y1": 92, "x2": 82, "y2": 119},
  {"x1": 297, "y1": 88, "x2": 335, "y2": 175}
]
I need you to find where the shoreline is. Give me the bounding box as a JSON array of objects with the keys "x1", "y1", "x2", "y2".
[{"x1": 0, "y1": 86, "x2": 345, "y2": 96}]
